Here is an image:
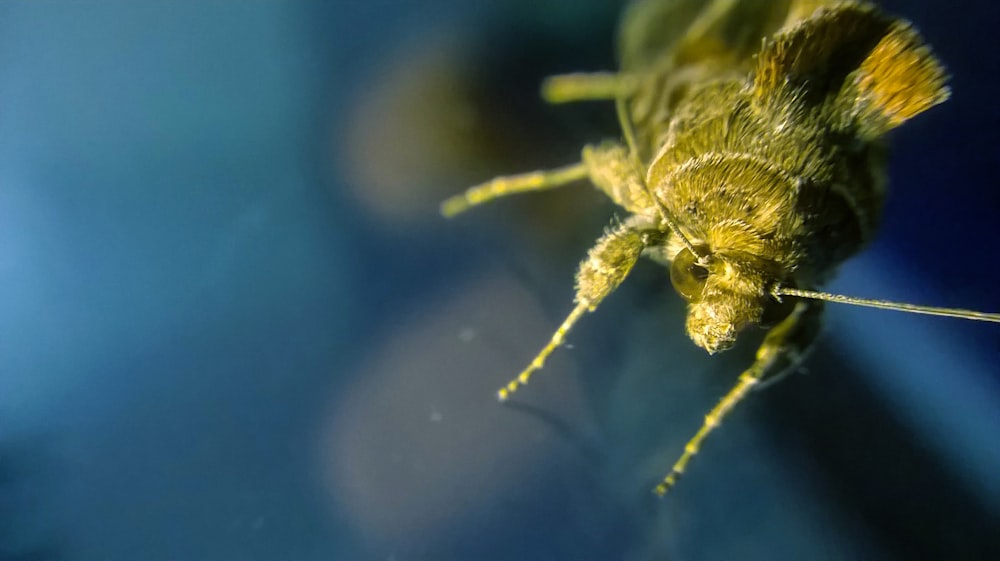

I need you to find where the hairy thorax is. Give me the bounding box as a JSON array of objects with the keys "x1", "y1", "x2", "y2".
[{"x1": 646, "y1": 78, "x2": 885, "y2": 351}]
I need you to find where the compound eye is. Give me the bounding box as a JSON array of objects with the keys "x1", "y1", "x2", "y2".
[{"x1": 670, "y1": 247, "x2": 709, "y2": 302}]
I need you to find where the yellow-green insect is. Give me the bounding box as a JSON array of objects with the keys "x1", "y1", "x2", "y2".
[{"x1": 441, "y1": 0, "x2": 1000, "y2": 496}]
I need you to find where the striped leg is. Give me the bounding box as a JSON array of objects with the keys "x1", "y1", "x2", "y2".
[
  {"x1": 655, "y1": 299, "x2": 823, "y2": 496},
  {"x1": 498, "y1": 218, "x2": 657, "y2": 401},
  {"x1": 440, "y1": 162, "x2": 588, "y2": 218},
  {"x1": 541, "y1": 72, "x2": 633, "y2": 104},
  {"x1": 440, "y1": 140, "x2": 654, "y2": 218}
]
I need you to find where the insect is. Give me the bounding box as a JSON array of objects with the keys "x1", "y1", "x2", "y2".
[{"x1": 441, "y1": 0, "x2": 1000, "y2": 496}]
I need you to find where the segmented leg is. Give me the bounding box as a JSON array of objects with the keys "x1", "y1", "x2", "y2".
[
  {"x1": 654, "y1": 299, "x2": 824, "y2": 496},
  {"x1": 581, "y1": 141, "x2": 654, "y2": 214},
  {"x1": 497, "y1": 301, "x2": 589, "y2": 401},
  {"x1": 541, "y1": 72, "x2": 634, "y2": 104},
  {"x1": 498, "y1": 217, "x2": 660, "y2": 401},
  {"x1": 440, "y1": 162, "x2": 589, "y2": 218},
  {"x1": 440, "y1": 139, "x2": 654, "y2": 218}
]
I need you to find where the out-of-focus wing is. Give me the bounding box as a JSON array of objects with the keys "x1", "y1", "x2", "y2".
[{"x1": 615, "y1": 0, "x2": 842, "y2": 162}]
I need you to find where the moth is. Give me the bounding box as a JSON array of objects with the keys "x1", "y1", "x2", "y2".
[{"x1": 441, "y1": 0, "x2": 1000, "y2": 496}]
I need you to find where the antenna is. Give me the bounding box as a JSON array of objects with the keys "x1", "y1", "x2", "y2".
[
  {"x1": 614, "y1": 91, "x2": 706, "y2": 262},
  {"x1": 772, "y1": 286, "x2": 1000, "y2": 323}
]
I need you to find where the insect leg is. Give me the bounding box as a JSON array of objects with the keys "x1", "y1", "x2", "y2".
[
  {"x1": 654, "y1": 299, "x2": 823, "y2": 496},
  {"x1": 541, "y1": 72, "x2": 633, "y2": 104},
  {"x1": 498, "y1": 217, "x2": 657, "y2": 401},
  {"x1": 440, "y1": 162, "x2": 588, "y2": 218},
  {"x1": 581, "y1": 141, "x2": 654, "y2": 214},
  {"x1": 441, "y1": 139, "x2": 653, "y2": 218}
]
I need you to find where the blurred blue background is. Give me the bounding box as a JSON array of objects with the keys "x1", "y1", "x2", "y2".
[{"x1": 0, "y1": 1, "x2": 997, "y2": 560}]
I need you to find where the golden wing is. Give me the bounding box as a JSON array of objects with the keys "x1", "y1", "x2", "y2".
[
  {"x1": 617, "y1": 0, "x2": 841, "y2": 161},
  {"x1": 620, "y1": 0, "x2": 843, "y2": 71}
]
